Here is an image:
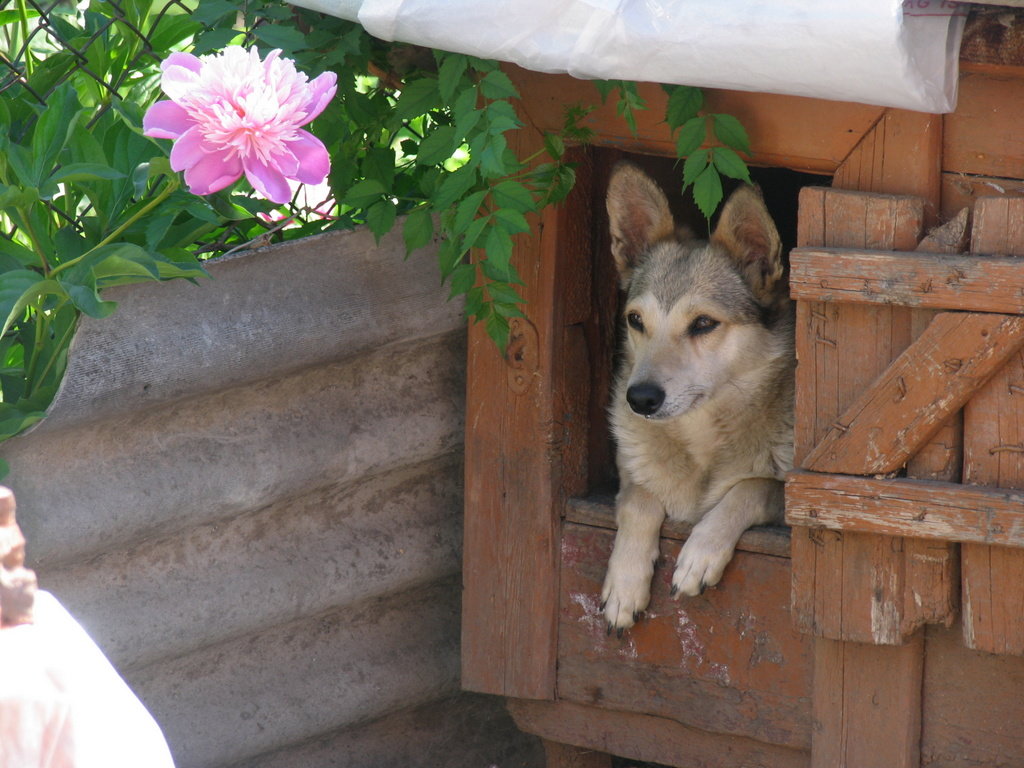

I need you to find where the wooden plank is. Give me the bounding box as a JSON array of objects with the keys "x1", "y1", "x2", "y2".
[
  {"x1": 921, "y1": 624, "x2": 1024, "y2": 766},
  {"x1": 790, "y1": 248, "x2": 1024, "y2": 312},
  {"x1": 461, "y1": 133, "x2": 594, "y2": 698},
  {"x1": 812, "y1": 635, "x2": 924, "y2": 768},
  {"x1": 943, "y1": 72, "x2": 1024, "y2": 181},
  {"x1": 834, "y1": 110, "x2": 942, "y2": 224},
  {"x1": 786, "y1": 471, "x2": 1024, "y2": 548},
  {"x1": 971, "y1": 196, "x2": 1024, "y2": 255},
  {"x1": 542, "y1": 741, "x2": 612, "y2": 768},
  {"x1": 565, "y1": 495, "x2": 792, "y2": 559},
  {"x1": 941, "y1": 173, "x2": 1024, "y2": 220},
  {"x1": 504, "y1": 66, "x2": 885, "y2": 174},
  {"x1": 961, "y1": 193, "x2": 1024, "y2": 657},
  {"x1": 509, "y1": 699, "x2": 810, "y2": 768},
  {"x1": 802, "y1": 313, "x2": 1024, "y2": 475},
  {"x1": 791, "y1": 187, "x2": 927, "y2": 648},
  {"x1": 557, "y1": 523, "x2": 813, "y2": 751}
]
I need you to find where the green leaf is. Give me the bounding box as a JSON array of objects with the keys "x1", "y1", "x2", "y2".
[
  {"x1": 692, "y1": 164, "x2": 724, "y2": 220},
  {"x1": 479, "y1": 70, "x2": 519, "y2": 100},
  {"x1": 31, "y1": 84, "x2": 81, "y2": 184},
  {"x1": 403, "y1": 208, "x2": 434, "y2": 254},
  {"x1": 90, "y1": 244, "x2": 207, "y2": 285},
  {"x1": 484, "y1": 310, "x2": 510, "y2": 354},
  {"x1": 448, "y1": 262, "x2": 477, "y2": 297},
  {"x1": 675, "y1": 116, "x2": 707, "y2": 158},
  {"x1": 711, "y1": 146, "x2": 752, "y2": 183},
  {"x1": 492, "y1": 180, "x2": 535, "y2": 213},
  {"x1": 59, "y1": 271, "x2": 117, "y2": 319},
  {"x1": 484, "y1": 100, "x2": 520, "y2": 135},
  {"x1": 478, "y1": 134, "x2": 511, "y2": 177},
  {"x1": 417, "y1": 125, "x2": 459, "y2": 166},
  {"x1": 483, "y1": 226, "x2": 513, "y2": 280},
  {"x1": 543, "y1": 133, "x2": 565, "y2": 162},
  {"x1": 0, "y1": 271, "x2": 63, "y2": 340},
  {"x1": 343, "y1": 179, "x2": 386, "y2": 209},
  {"x1": 682, "y1": 149, "x2": 710, "y2": 187},
  {"x1": 253, "y1": 24, "x2": 308, "y2": 54},
  {"x1": 453, "y1": 189, "x2": 488, "y2": 235},
  {"x1": 452, "y1": 86, "x2": 483, "y2": 137},
  {"x1": 437, "y1": 53, "x2": 469, "y2": 103},
  {"x1": 493, "y1": 207, "x2": 530, "y2": 235},
  {"x1": 459, "y1": 215, "x2": 490, "y2": 256},
  {"x1": 394, "y1": 78, "x2": 442, "y2": 121},
  {"x1": 47, "y1": 163, "x2": 125, "y2": 185},
  {"x1": 664, "y1": 85, "x2": 704, "y2": 131},
  {"x1": 431, "y1": 165, "x2": 478, "y2": 211},
  {"x1": 485, "y1": 281, "x2": 524, "y2": 305},
  {"x1": 712, "y1": 113, "x2": 751, "y2": 154},
  {"x1": 365, "y1": 200, "x2": 398, "y2": 241}
]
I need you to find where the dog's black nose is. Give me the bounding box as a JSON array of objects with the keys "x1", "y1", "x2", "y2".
[{"x1": 626, "y1": 383, "x2": 665, "y2": 416}]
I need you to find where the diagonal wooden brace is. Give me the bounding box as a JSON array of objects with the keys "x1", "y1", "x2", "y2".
[{"x1": 804, "y1": 312, "x2": 1024, "y2": 476}]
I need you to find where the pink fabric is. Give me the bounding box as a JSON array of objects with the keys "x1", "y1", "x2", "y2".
[{"x1": 0, "y1": 593, "x2": 175, "y2": 768}]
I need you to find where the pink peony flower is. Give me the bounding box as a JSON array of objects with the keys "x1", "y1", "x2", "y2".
[{"x1": 143, "y1": 47, "x2": 337, "y2": 204}]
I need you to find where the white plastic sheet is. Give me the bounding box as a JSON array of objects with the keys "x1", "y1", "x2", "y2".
[
  {"x1": 290, "y1": 0, "x2": 968, "y2": 113},
  {"x1": 0, "y1": 592, "x2": 175, "y2": 768}
]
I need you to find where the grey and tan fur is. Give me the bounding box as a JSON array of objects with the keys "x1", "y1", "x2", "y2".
[{"x1": 601, "y1": 163, "x2": 795, "y2": 631}]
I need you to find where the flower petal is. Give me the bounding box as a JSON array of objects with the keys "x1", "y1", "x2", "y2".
[
  {"x1": 143, "y1": 100, "x2": 193, "y2": 140},
  {"x1": 162, "y1": 52, "x2": 203, "y2": 73},
  {"x1": 287, "y1": 130, "x2": 331, "y2": 185},
  {"x1": 299, "y1": 72, "x2": 338, "y2": 124},
  {"x1": 184, "y1": 151, "x2": 243, "y2": 196},
  {"x1": 244, "y1": 154, "x2": 293, "y2": 204},
  {"x1": 161, "y1": 57, "x2": 201, "y2": 102},
  {"x1": 169, "y1": 126, "x2": 211, "y2": 172}
]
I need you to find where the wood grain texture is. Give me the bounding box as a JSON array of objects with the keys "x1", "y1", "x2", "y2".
[
  {"x1": 834, "y1": 110, "x2": 942, "y2": 225},
  {"x1": 786, "y1": 471, "x2": 1024, "y2": 548},
  {"x1": 944, "y1": 72, "x2": 1024, "y2": 180},
  {"x1": 557, "y1": 523, "x2": 812, "y2": 751},
  {"x1": 790, "y1": 248, "x2": 1024, "y2": 312},
  {"x1": 509, "y1": 699, "x2": 810, "y2": 768},
  {"x1": 565, "y1": 496, "x2": 792, "y2": 559},
  {"x1": 812, "y1": 635, "x2": 924, "y2": 768},
  {"x1": 921, "y1": 624, "x2": 1024, "y2": 766},
  {"x1": 802, "y1": 313, "x2": 1024, "y2": 475},
  {"x1": 461, "y1": 131, "x2": 594, "y2": 697},
  {"x1": 960, "y1": 192, "x2": 1024, "y2": 657},
  {"x1": 503, "y1": 66, "x2": 884, "y2": 174}
]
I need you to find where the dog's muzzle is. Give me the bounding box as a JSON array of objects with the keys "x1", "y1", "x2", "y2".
[{"x1": 626, "y1": 382, "x2": 665, "y2": 417}]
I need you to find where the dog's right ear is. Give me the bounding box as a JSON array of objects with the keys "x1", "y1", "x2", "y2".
[{"x1": 606, "y1": 163, "x2": 674, "y2": 288}]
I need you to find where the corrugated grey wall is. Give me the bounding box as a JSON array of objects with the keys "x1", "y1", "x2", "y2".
[{"x1": 1, "y1": 227, "x2": 541, "y2": 768}]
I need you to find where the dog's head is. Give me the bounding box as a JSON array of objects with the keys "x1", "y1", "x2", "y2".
[{"x1": 606, "y1": 162, "x2": 785, "y2": 421}]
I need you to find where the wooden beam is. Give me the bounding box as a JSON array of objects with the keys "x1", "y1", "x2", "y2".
[
  {"x1": 508, "y1": 699, "x2": 810, "y2": 768},
  {"x1": 790, "y1": 248, "x2": 1024, "y2": 312},
  {"x1": 564, "y1": 495, "x2": 792, "y2": 558},
  {"x1": 786, "y1": 471, "x2": 1024, "y2": 548},
  {"x1": 802, "y1": 312, "x2": 1024, "y2": 475},
  {"x1": 811, "y1": 635, "x2": 924, "y2": 768},
  {"x1": 504, "y1": 66, "x2": 884, "y2": 175},
  {"x1": 961, "y1": 195, "x2": 1024, "y2": 657},
  {"x1": 461, "y1": 130, "x2": 594, "y2": 697}
]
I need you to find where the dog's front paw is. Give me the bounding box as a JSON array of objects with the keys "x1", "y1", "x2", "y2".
[
  {"x1": 671, "y1": 531, "x2": 736, "y2": 598},
  {"x1": 601, "y1": 557, "x2": 654, "y2": 633}
]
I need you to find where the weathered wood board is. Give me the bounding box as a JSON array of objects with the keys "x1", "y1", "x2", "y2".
[{"x1": 557, "y1": 522, "x2": 812, "y2": 751}]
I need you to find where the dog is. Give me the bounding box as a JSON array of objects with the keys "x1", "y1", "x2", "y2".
[{"x1": 601, "y1": 162, "x2": 795, "y2": 632}]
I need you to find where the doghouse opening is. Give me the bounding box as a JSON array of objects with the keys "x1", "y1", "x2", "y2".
[{"x1": 583, "y1": 149, "x2": 830, "y2": 497}]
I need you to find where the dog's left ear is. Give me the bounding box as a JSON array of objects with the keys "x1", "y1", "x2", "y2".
[{"x1": 711, "y1": 185, "x2": 783, "y2": 301}]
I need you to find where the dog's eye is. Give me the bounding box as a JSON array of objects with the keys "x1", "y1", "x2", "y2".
[
  {"x1": 689, "y1": 315, "x2": 720, "y2": 335},
  {"x1": 626, "y1": 311, "x2": 645, "y2": 332}
]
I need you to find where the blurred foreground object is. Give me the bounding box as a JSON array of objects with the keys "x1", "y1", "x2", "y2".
[{"x1": 0, "y1": 487, "x2": 175, "y2": 768}]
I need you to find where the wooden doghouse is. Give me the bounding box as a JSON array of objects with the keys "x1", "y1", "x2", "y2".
[{"x1": 462, "y1": 11, "x2": 1024, "y2": 768}]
